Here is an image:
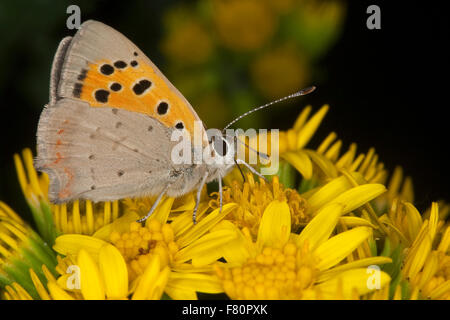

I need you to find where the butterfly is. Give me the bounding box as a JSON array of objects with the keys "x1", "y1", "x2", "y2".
[{"x1": 35, "y1": 20, "x2": 314, "y2": 224}]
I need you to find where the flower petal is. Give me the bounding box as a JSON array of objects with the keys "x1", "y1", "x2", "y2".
[
  {"x1": 296, "y1": 203, "x2": 343, "y2": 251},
  {"x1": 78, "y1": 249, "x2": 105, "y2": 300},
  {"x1": 132, "y1": 254, "x2": 161, "y2": 300},
  {"x1": 47, "y1": 281, "x2": 75, "y2": 300},
  {"x1": 148, "y1": 197, "x2": 174, "y2": 225},
  {"x1": 175, "y1": 229, "x2": 237, "y2": 266},
  {"x1": 93, "y1": 212, "x2": 140, "y2": 241},
  {"x1": 167, "y1": 272, "x2": 223, "y2": 294},
  {"x1": 98, "y1": 244, "x2": 128, "y2": 299},
  {"x1": 314, "y1": 227, "x2": 372, "y2": 270},
  {"x1": 257, "y1": 200, "x2": 291, "y2": 251},
  {"x1": 53, "y1": 234, "x2": 108, "y2": 262},
  {"x1": 176, "y1": 203, "x2": 237, "y2": 248},
  {"x1": 296, "y1": 105, "x2": 329, "y2": 149},
  {"x1": 305, "y1": 173, "x2": 366, "y2": 214},
  {"x1": 304, "y1": 150, "x2": 338, "y2": 179},
  {"x1": 339, "y1": 216, "x2": 377, "y2": 229},
  {"x1": 317, "y1": 268, "x2": 391, "y2": 299},
  {"x1": 329, "y1": 184, "x2": 387, "y2": 214},
  {"x1": 281, "y1": 151, "x2": 312, "y2": 179},
  {"x1": 318, "y1": 256, "x2": 393, "y2": 282},
  {"x1": 211, "y1": 221, "x2": 252, "y2": 265}
]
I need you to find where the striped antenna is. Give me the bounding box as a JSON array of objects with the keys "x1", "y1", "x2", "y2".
[{"x1": 222, "y1": 86, "x2": 316, "y2": 131}]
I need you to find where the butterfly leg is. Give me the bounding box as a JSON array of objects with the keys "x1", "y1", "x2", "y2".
[
  {"x1": 193, "y1": 172, "x2": 209, "y2": 225},
  {"x1": 218, "y1": 174, "x2": 223, "y2": 213},
  {"x1": 235, "y1": 159, "x2": 268, "y2": 182},
  {"x1": 136, "y1": 184, "x2": 171, "y2": 223}
]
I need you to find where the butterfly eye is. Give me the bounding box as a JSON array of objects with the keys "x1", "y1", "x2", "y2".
[{"x1": 212, "y1": 136, "x2": 228, "y2": 157}]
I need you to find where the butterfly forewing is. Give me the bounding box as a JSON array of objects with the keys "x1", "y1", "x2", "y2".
[{"x1": 54, "y1": 20, "x2": 204, "y2": 140}]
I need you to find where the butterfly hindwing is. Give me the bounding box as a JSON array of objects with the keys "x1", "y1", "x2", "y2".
[
  {"x1": 53, "y1": 20, "x2": 204, "y2": 140},
  {"x1": 36, "y1": 98, "x2": 181, "y2": 203}
]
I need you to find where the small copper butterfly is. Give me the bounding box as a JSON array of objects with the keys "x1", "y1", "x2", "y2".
[{"x1": 35, "y1": 20, "x2": 314, "y2": 223}]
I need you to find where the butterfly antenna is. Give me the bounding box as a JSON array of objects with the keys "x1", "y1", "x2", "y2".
[
  {"x1": 233, "y1": 135, "x2": 270, "y2": 160},
  {"x1": 222, "y1": 86, "x2": 316, "y2": 131}
]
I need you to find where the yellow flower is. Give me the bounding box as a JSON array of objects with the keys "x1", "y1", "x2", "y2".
[
  {"x1": 215, "y1": 201, "x2": 391, "y2": 299},
  {"x1": 213, "y1": 0, "x2": 276, "y2": 51},
  {"x1": 14, "y1": 148, "x2": 57, "y2": 244},
  {"x1": 0, "y1": 203, "x2": 58, "y2": 300},
  {"x1": 212, "y1": 174, "x2": 309, "y2": 238},
  {"x1": 390, "y1": 202, "x2": 450, "y2": 299},
  {"x1": 250, "y1": 44, "x2": 309, "y2": 99},
  {"x1": 49, "y1": 199, "x2": 238, "y2": 299},
  {"x1": 313, "y1": 132, "x2": 388, "y2": 184}
]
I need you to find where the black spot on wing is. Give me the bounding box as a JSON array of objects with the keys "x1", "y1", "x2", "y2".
[
  {"x1": 175, "y1": 122, "x2": 184, "y2": 130},
  {"x1": 100, "y1": 64, "x2": 114, "y2": 75},
  {"x1": 73, "y1": 83, "x2": 83, "y2": 98},
  {"x1": 77, "y1": 69, "x2": 88, "y2": 81},
  {"x1": 110, "y1": 83, "x2": 122, "y2": 92},
  {"x1": 114, "y1": 61, "x2": 127, "y2": 69},
  {"x1": 95, "y1": 89, "x2": 110, "y2": 103},
  {"x1": 132, "y1": 80, "x2": 152, "y2": 95},
  {"x1": 157, "y1": 102, "x2": 169, "y2": 115}
]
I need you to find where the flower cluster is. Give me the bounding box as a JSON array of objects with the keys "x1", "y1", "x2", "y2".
[{"x1": 1, "y1": 103, "x2": 448, "y2": 300}]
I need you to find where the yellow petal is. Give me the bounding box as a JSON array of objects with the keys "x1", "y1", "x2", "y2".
[
  {"x1": 132, "y1": 254, "x2": 161, "y2": 300},
  {"x1": 175, "y1": 229, "x2": 237, "y2": 266},
  {"x1": 53, "y1": 234, "x2": 108, "y2": 262},
  {"x1": 29, "y1": 268, "x2": 51, "y2": 300},
  {"x1": 296, "y1": 203, "x2": 343, "y2": 251},
  {"x1": 47, "y1": 282, "x2": 75, "y2": 300},
  {"x1": 170, "y1": 202, "x2": 209, "y2": 237},
  {"x1": 165, "y1": 286, "x2": 198, "y2": 300},
  {"x1": 305, "y1": 173, "x2": 366, "y2": 214},
  {"x1": 211, "y1": 221, "x2": 252, "y2": 265},
  {"x1": 78, "y1": 249, "x2": 105, "y2": 300},
  {"x1": 150, "y1": 266, "x2": 170, "y2": 300},
  {"x1": 314, "y1": 227, "x2": 372, "y2": 270},
  {"x1": 281, "y1": 151, "x2": 312, "y2": 179},
  {"x1": 428, "y1": 202, "x2": 439, "y2": 241},
  {"x1": 304, "y1": 150, "x2": 338, "y2": 179},
  {"x1": 257, "y1": 200, "x2": 291, "y2": 251},
  {"x1": 328, "y1": 184, "x2": 387, "y2": 215},
  {"x1": 176, "y1": 203, "x2": 237, "y2": 248},
  {"x1": 318, "y1": 256, "x2": 393, "y2": 282},
  {"x1": 293, "y1": 105, "x2": 312, "y2": 131},
  {"x1": 172, "y1": 193, "x2": 196, "y2": 212},
  {"x1": 339, "y1": 216, "x2": 377, "y2": 229},
  {"x1": 149, "y1": 197, "x2": 174, "y2": 225},
  {"x1": 167, "y1": 272, "x2": 223, "y2": 294},
  {"x1": 296, "y1": 105, "x2": 329, "y2": 149},
  {"x1": 429, "y1": 280, "x2": 450, "y2": 300},
  {"x1": 98, "y1": 244, "x2": 128, "y2": 299},
  {"x1": 317, "y1": 268, "x2": 391, "y2": 299},
  {"x1": 93, "y1": 212, "x2": 140, "y2": 241},
  {"x1": 404, "y1": 202, "x2": 423, "y2": 241}
]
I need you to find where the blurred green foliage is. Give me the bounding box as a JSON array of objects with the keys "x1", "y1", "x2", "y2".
[{"x1": 160, "y1": 0, "x2": 346, "y2": 129}]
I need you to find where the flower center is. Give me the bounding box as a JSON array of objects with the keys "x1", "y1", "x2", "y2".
[
  {"x1": 213, "y1": 175, "x2": 309, "y2": 237},
  {"x1": 109, "y1": 220, "x2": 178, "y2": 281},
  {"x1": 216, "y1": 242, "x2": 317, "y2": 299}
]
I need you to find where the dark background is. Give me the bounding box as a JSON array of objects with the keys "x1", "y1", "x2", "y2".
[{"x1": 0, "y1": 0, "x2": 448, "y2": 218}]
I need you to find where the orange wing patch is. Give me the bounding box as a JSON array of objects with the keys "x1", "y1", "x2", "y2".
[{"x1": 73, "y1": 57, "x2": 198, "y2": 136}]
